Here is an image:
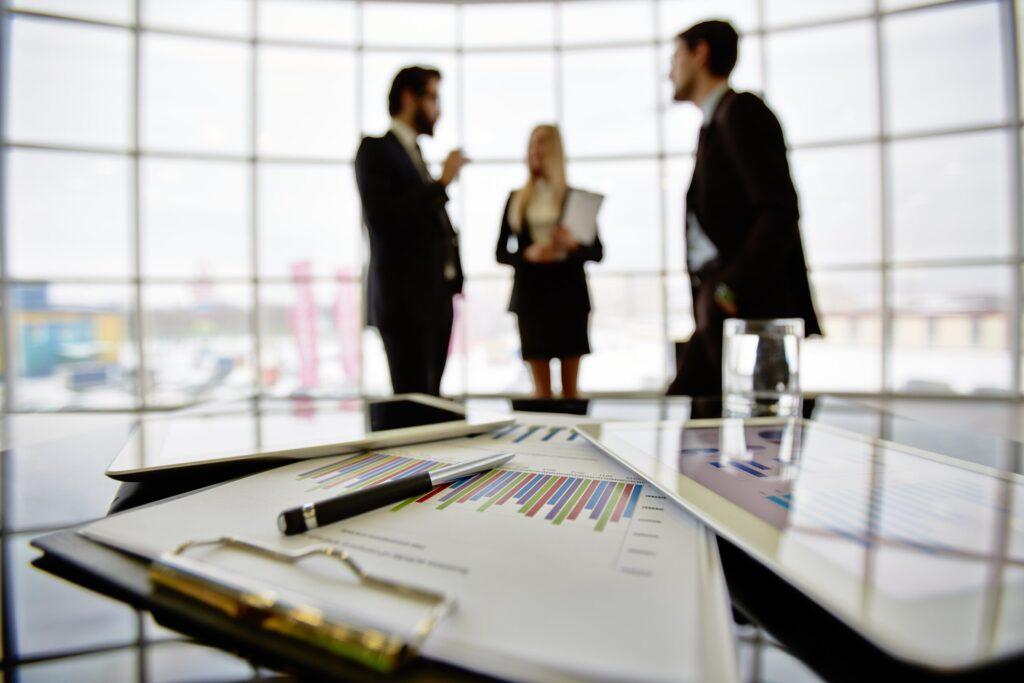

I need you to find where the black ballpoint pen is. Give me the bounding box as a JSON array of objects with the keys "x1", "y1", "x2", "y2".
[{"x1": 277, "y1": 452, "x2": 516, "y2": 535}]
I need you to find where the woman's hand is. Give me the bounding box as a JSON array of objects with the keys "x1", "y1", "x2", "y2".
[
  {"x1": 524, "y1": 243, "x2": 559, "y2": 263},
  {"x1": 552, "y1": 226, "x2": 579, "y2": 252}
]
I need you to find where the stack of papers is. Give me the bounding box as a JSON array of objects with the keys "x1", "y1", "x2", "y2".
[{"x1": 83, "y1": 413, "x2": 737, "y2": 682}]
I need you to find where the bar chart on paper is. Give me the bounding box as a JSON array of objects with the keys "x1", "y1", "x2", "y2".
[{"x1": 295, "y1": 450, "x2": 644, "y2": 533}]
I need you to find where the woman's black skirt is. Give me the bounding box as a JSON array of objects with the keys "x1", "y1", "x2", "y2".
[{"x1": 517, "y1": 310, "x2": 591, "y2": 360}]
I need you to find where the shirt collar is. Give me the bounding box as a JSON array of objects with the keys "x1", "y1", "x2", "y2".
[
  {"x1": 389, "y1": 117, "x2": 419, "y2": 153},
  {"x1": 700, "y1": 82, "x2": 730, "y2": 127}
]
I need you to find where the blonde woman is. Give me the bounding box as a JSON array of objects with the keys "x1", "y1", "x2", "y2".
[{"x1": 495, "y1": 125, "x2": 604, "y2": 399}]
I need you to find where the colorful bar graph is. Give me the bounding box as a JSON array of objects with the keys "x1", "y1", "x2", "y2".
[
  {"x1": 382, "y1": 464, "x2": 643, "y2": 532},
  {"x1": 487, "y1": 423, "x2": 579, "y2": 444},
  {"x1": 298, "y1": 452, "x2": 445, "y2": 492}
]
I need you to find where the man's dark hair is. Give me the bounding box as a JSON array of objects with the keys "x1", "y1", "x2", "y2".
[
  {"x1": 388, "y1": 66, "x2": 442, "y2": 117},
  {"x1": 677, "y1": 20, "x2": 739, "y2": 78}
]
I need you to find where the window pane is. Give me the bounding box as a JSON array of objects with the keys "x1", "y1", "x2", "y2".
[
  {"x1": 258, "y1": 164, "x2": 360, "y2": 279},
  {"x1": 765, "y1": 0, "x2": 871, "y2": 27},
  {"x1": 562, "y1": 47, "x2": 658, "y2": 156},
  {"x1": 464, "y1": 277, "x2": 531, "y2": 395},
  {"x1": 883, "y1": 1, "x2": 1009, "y2": 134},
  {"x1": 889, "y1": 130, "x2": 1013, "y2": 263},
  {"x1": 8, "y1": 18, "x2": 131, "y2": 148},
  {"x1": 257, "y1": 0, "x2": 356, "y2": 43},
  {"x1": 260, "y1": 281, "x2": 361, "y2": 396},
  {"x1": 143, "y1": 284, "x2": 254, "y2": 406},
  {"x1": 568, "y1": 160, "x2": 661, "y2": 272},
  {"x1": 11, "y1": 0, "x2": 133, "y2": 23},
  {"x1": 257, "y1": 47, "x2": 357, "y2": 158},
  {"x1": 881, "y1": 0, "x2": 956, "y2": 10},
  {"x1": 442, "y1": 297, "x2": 466, "y2": 397},
  {"x1": 7, "y1": 150, "x2": 131, "y2": 279},
  {"x1": 141, "y1": 34, "x2": 251, "y2": 154},
  {"x1": 142, "y1": 0, "x2": 250, "y2": 37},
  {"x1": 362, "y1": 2, "x2": 456, "y2": 48},
  {"x1": 559, "y1": 1, "x2": 654, "y2": 45},
  {"x1": 583, "y1": 275, "x2": 666, "y2": 391},
  {"x1": 667, "y1": 275, "x2": 695, "y2": 341},
  {"x1": 660, "y1": 36, "x2": 761, "y2": 154},
  {"x1": 663, "y1": 156, "x2": 695, "y2": 272},
  {"x1": 361, "y1": 53, "x2": 458, "y2": 162},
  {"x1": 463, "y1": 2, "x2": 554, "y2": 48},
  {"x1": 12, "y1": 284, "x2": 138, "y2": 410},
  {"x1": 791, "y1": 144, "x2": 881, "y2": 267},
  {"x1": 460, "y1": 163, "x2": 524, "y2": 277},
  {"x1": 463, "y1": 52, "x2": 556, "y2": 160},
  {"x1": 18, "y1": 650, "x2": 138, "y2": 682},
  {"x1": 141, "y1": 159, "x2": 251, "y2": 278},
  {"x1": 361, "y1": 328, "x2": 391, "y2": 395},
  {"x1": 659, "y1": 0, "x2": 759, "y2": 37},
  {"x1": 891, "y1": 266, "x2": 1012, "y2": 395},
  {"x1": 803, "y1": 270, "x2": 882, "y2": 392},
  {"x1": 766, "y1": 21, "x2": 877, "y2": 144}
]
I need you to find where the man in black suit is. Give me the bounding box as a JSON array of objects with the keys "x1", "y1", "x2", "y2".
[
  {"x1": 355, "y1": 66, "x2": 468, "y2": 396},
  {"x1": 666, "y1": 20, "x2": 821, "y2": 397}
]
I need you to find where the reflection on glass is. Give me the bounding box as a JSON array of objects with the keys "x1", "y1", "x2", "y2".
[
  {"x1": 459, "y1": 163, "x2": 525, "y2": 277},
  {"x1": 141, "y1": 159, "x2": 251, "y2": 278},
  {"x1": 361, "y1": 2, "x2": 456, "y2": 48},
  {"x1": 803, "y1": 270, "x2": 882, "y2": 392},
  {"x1": 12, "y1": 284, "x2": 137, "y2": 410},
  {"x1": 659, "y1": 0, "x2": 759, "y2": 37},
  {"x1": 16, "y1": 650, "x2": 138, "y2": 682},
  {"x1": 257, "y1": 0, "x2": 356, "y2": 43},
  {"x1": 584, "y1": 276, "x2": 666, "y2": 391},
  {"x1": 9, "y1": 17, "x2": 131, "y2": 148},
  {"x1": 559, "y1": 0, "x2": 654, "y2": 45},
  {"x1": 568, "y1": 160, "x2": 661, "y2": 272},
  {"x1": 889, "y1": 131, "x2": 1012, "y2": 262},
  {"x1": 9, "y1": 534, "x2": 138, "y2": 658},
  {"x1": 765, "y1": 0, "x2": 871, "y2": 27},
  {"x1": 143, "y1": 284, "x2": 254, "y2": 406},
  {"x1": 663, "y1": 156, "x2": 696, "y2": 272},
  {"x1": 260, "y1": 281, "x2": 361, "y2": 397},
  {"x1": 141, "y1": 0, "x2": 250, "y2": 37},
  {"x1": 463, "y1": 53, "x2": 556, "y2": 160},
  {"x1": 257, "y1": 47, "x2": 357, "y2": 158},
  {"x1": 8, "y1": 149, "x2": 131, "y2": 279},
  {"x1": 790, "y1": 144, "x2": 881, "y2": 267},
  {"x1": 766, "y1": 20, "x2": 878, "y2": 144},
  {"x1": 462, "y1": 2, "x2": 554, "y2": 48},
  {"x1": 361, "y1": 52, "x2": 459, "y2": 162},
  {"x1": 562, "y1": 47, "x2": 658, "y2": 156},
  {"x1": 891, "y1": 266, "x2": 1012, "y2": 395},
  {"x1": 883, "y1": 1, "x2": 1008, "y2": 134},
  {"x1": 257, "y1": 164, "x2": 360, "y2": 278},
  {"x1": 141, "y1": 34, "x2": 251, "y2": 154},
  {"x1": 464, "y1": 277, "x2": 530, "y2": 395}
]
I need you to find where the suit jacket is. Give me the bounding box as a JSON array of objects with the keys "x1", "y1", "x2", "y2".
[
  {"x1": 686, "y1": 89, "x2": 821, "y2": 335},
  {"x1": 354, "y1": 132, "x2": 464, "y2": 332},
  {"x1": 495, "y1": 190, "x2": 603, "y2": 318}
]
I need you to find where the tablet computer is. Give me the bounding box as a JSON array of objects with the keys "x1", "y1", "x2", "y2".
[
  {"x1": 574, "y1": 417, "x2": 1024, "y2": 672},
  {"x1": 107, "y1": 394, "x2": 511, "y2": 481}
]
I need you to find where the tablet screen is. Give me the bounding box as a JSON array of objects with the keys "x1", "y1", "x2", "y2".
[{"x1": 577, "y1": 418, "x2": 1024, "y2": 668}]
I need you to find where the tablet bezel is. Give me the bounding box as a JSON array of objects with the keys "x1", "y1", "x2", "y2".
[{"x1": 107, "y1": 394, "x2": 512, "y2": 481}]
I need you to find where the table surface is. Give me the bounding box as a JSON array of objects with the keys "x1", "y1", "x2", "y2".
[{"x1": 3, "y1": 395, "x2": 1023, "y2": 682}]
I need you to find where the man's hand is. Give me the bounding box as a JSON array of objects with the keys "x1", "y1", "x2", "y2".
[
  {"x1": 551, "y1": 226, "x2": 579, "y2": 252},
  {"x1": 524, "y1": 243, "x2": 560, "y2": 264},
  {"x1": 440, "y1": 149, "x2": 470, "y2": 186}
]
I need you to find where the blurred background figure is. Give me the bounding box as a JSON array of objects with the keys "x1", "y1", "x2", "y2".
[
  {"x1": 665, "y1": 20, "x2": 820, "y2": 397},
  {"x1": 355, "y1": 66, "x2": 468, "y2": 396},
  {"x1": 496, "y1": 125, "x2": 603, "y2": 399}
]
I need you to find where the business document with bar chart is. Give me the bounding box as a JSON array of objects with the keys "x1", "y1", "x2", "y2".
[{"x1": 83, "y1": 414, "x2": 737, "y2": 683}]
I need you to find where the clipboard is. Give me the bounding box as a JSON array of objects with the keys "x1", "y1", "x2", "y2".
[{"x1": 148, "y1": 537, "x2": 455, "y2": 673}]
